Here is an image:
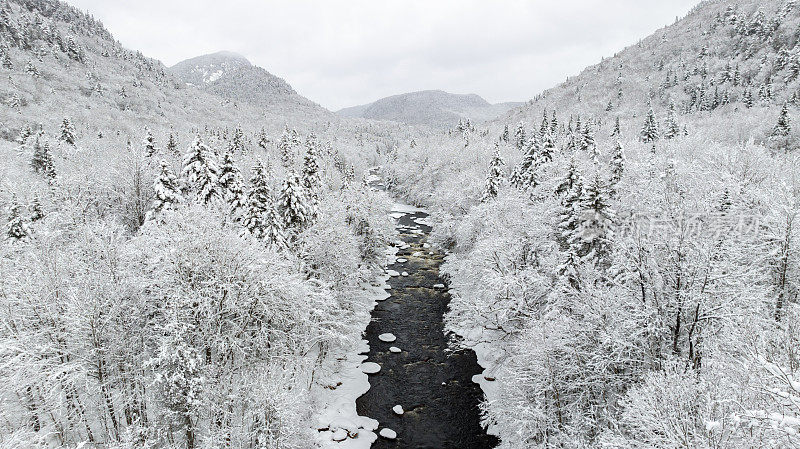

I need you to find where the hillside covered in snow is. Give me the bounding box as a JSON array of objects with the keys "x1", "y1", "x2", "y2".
[{"x1": 338, "y1": 89, "x2": 522, "y2": 128}]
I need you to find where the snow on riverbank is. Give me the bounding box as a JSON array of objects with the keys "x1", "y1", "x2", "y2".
[{"x1": 312, "y1": 245, "x2": 397, "y2": 448}]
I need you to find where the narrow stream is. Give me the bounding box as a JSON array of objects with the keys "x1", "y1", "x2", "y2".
[{"x1": 355, "y1": 199, "x2": 499, "y2": 449}]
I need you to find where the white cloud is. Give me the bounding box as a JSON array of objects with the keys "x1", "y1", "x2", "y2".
[{"x1": 66, "y1": 0, "x2": 698, "y2": 110}]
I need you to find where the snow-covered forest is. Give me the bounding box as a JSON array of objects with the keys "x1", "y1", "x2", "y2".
[{"x1": 3, "y1": 0, "x2": 800, "y2": 448}]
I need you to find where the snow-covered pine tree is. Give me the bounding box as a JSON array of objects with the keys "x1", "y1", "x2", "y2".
[
  {"x1": 167, "y1": 132, "x2": 179, "y2": 156},
  {"x1": 181, "y1": 136, "x2": 221, "y2": 206},
  {"x1": 59, "y1": 117, "x2": 75, "y2": 145},
  {"x1": 540, "y1": 132, "x2": 555, "y2": 164},
  {"x1": 218, "y1": 150, "x2": 246, "y2": 219},
  {"x1": 257, "y1": 128, "x2": 269, "y2": 150},
  {"x1": 580, "y1": 123, "x2": 596, "y2": 154},
  {"x1": 550, "y1": 110, "x2": 558, "y2": 134},
  {"x1": 577, "y1": 172, "x2": 616, "y2": 268},
  {"x1": 278, "y1": 126, "x2": 297, "y2": 167},
  {"x1": 29, "y1": 195, "x2": 44, "y2": 222},
  {"x1": 144, "y1": 128, "x2": 158, "y2": 157},
  {"x1": 513, "y1": 134, "x2": 540, "y2": 190},
  {"x1": 302, "y1": 135, "x2": 322, "y2": 212},
  {"x1": 556, "y1": 167, "x2": 585, "y2": 283},
  {"x1": 611, "y1": 117, "x2": 621, "y2": 137},
  {"x1": 501, "y1": 124, "x2": 509, "y2": 142},
  {"x1": 230, "y1": 125, "x2": 245, "y2": 153},
  {"x1": 664, "y1": 101, "x2": 681, "y2": 139},
  {"x1": 483, "y1": 144, "x2": 505, "y2": 201},
  {"x1": 281, "y1": 170, "x2": 312, "y2": 229},
  {"x1": 540, "y1": 110, "x2": 549, "y2": 137},
  {"x1": 609, "y1": 141, "x2": 626, "y2": 189},
  {"x1": 263, "y1": 202, "x2": 288, "y2": 250},
  {"x1": 5, "y1": 197, "x2": 30, "y2": 241},
  {"x1": 514, "y1": 122, "x2": 526, "y2": 151},
  {"x1": 640, "y1": 106, "x2": 660, "y2": 143},
  {"x1": 773, "y1": 102, "x2": 792, "y2": 137},
  {"x1": 243, "y1": 159, "x2": 272, "y2": 238},
  {"x1": 147, "y1": 160, "x2": 183, "y2": 221},
  {"x1": 31, "y1": 137, "x2": 56, "y2": 181}
]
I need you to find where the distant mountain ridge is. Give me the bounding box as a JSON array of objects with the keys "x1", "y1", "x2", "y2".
[
  {"x1": 170, "y1": 51, "x2": 331, "y2": 117},
  {"x1": 337, "y1": 90, "x2": 523, "y2": 128}
]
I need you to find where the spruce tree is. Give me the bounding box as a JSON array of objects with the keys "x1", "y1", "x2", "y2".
[
  {"x1": 550, "y1": 110, "x2": 558, "y2": 134},
  {"x1": 556, "y1": 168, "x2": 584, "y2": 282},
  {"x1": 664, "y1": 101, "x2": 681, "y2": 139},
  {"x1": 244, "y1": 159, "x2": 272, "y2": 238},
  {"x1": 540, "y1": 110, "x2": 549, "y2": 137},
  {"x1": 166, "y1": 132, "x2": 179, "y2": 156},
  {"x1": 147, "y1": 160, "x2": 183, "y2": 221},
  {"x1": 483, "y1": 145, "x2": 505, "y2": 201},
  {"x1": 577, "y1": 172, "x2": 616, "y2": 267},
  {"x1": 513, "y1": 135, "x2": 540, "y2": 190},
  {"x1": 514, "y1": 122, "x2": 526, "y2": 151},
  {"x1": 773, "y1": 103, "x2": 792, "y2": 137},
  {"x1": 640, "y1": 106, "x2": 660, "y2": 143},
  {"x1": 59, "y1": 117, "x2": 75, "y2": 145},
  {"x1": 281, "y1": 170, "x2": 311, "y2": 229},
  {"x1": 263, "y1": 202, "x2": 288, "y2": 250},
  {"x1": 501, "y1": 124, "x2": 509, "y2": 142},
  {"x1": 540, "y1": 133, "x2": 555, "y2": 164},
  {"x1": 580, "y1": 123, "x2": 596, "y2": 154},
  {"x1": 302, "y1": 135, "x2": 322, "y2": 209},
  {"x1": 5, "y1": 197, "x2": 30, "y2": 241},
  {"x1": 230, "y1": 125, "x2": 245, "y2": 153},
  {"x1": 278, "y1": 126, "x2": 297, "y2": 167},
  {"x1": 609, "y1": 141, "x2": 626, "y2": 188},
  {"x1": 29, "y1": 196, "x2": 44, "y2": 223},
  {"x1": 257, "y1": 128, "x2": 269, "y2": 150},
  {"x1": 144, "y1": 128, "x2": 158, "y2": 157},
  {"x1": 218, "y1": 151, "x2": 246, "y2": 218},
  {"x1": 181, "y1": 136, "x2": 221, "y2": 206},
  {"x1": 31, "y1": 137, "x2": 56, "y2": 181},
  {"x1": 611, "y1": 117, "x2": 621, "y2": 137}
]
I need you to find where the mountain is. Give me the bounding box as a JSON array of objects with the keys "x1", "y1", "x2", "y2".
[
  {"x1": 170, "y1": 51, "x2": 331, "y2": 117},
  {"x1": 337, "y1": 90, "x2": 523, "y2": 128}
]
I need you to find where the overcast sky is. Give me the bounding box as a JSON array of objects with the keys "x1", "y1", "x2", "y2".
[{"x1": 64, "y1": 0, "x2": 698, "y2": 111}]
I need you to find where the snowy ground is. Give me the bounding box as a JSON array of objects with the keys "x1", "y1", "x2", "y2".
[{"x1": 311, "y1": 245, "x2": 397, "y2": 448}]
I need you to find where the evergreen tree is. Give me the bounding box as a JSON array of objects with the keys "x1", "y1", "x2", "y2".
[
  {"x1": 257, "y1": 128, "x2": 269, "y2": 150},
  {"x1": 640, "y1": 106, "x2": 660, "y2": 143},
  {"x1": 230, "y1": 125, "x2": 245, "y2": 153},
  {"x1": 144, "y1": 128, "x2": 158, "y2": 157},
  {"x1": 5, "y1": 197, "x2": 30, "y2": 241},
  {"x1": 664, "y1": 101, "x2": 681, "y2": 139},
  {"x1": 550, "y1": 110, "x2": 558, "y2": 134},
  {"x1": 243, "y1": 159, "x2": 272, "y2": 238},
  {"x1": 483, "y1": 145, "x2": 505, "y2": 201},
  {"x1": 181, "y1": 136, "x2": 221, "y2": 205},
  {"x1": 278, "y1": 127, "x2": 298, "y2": 167},
  {"x1": 147, "y1": 160, "x2": 184, "y2": 221},
  {"x1": 540, "y1": 133, "x2": 555, "y2": 164},
  {"x1": 773, "y1": 103, "x2": 792, "y2": 137},
  {"x1": 59, "y1": 117, "x2": 75, "y2": 145},
  {"x1": 514, "y1": 122, "x2": 526, "y2": 151},
  {"x1": 263, "y1": 202, "x2": 288, "y2": 250},
  {"x1": 611, "y1": 117, "x2": 621, "y2": 137},
  {"x1": 577, "y1": 172, "x2": 616, "y2": 267},
  {"x1": 302, "y1": 135, "x2": 322, "y2": 207},
  {"x1": 556, "y1": 167, "x2": 584, "y2": 283},
  {"x1": 167, "y1": 132, "x2": 179, "y2": 156},
  {"x1": 29, "y1": 196, "x2": 44, "y2": 223},
  {"x1": 31, "y1": 137, "x2": 56, "y2": 181},
  {"x1": 500, "y1": 124, "x2": 509, "y2": 142},
  {"x1": 218, "y1": 151, "x2": 246, "y2": 218},
  {"x1": 580, "y1": 123, "x2": 596, "y2": 154},
  {"x1": 540, "y1": 110, "x2": 549, "y2": 137},
  {"x1": 609, "y1": 141, "x2": 626, "y2": 188},
  {"x1": 513, "y1": 135, "x2": 540, "y2": 190},
  {"x1": 1, "y1": 52, "x2": 11, "y2": 69},
  {"x1": 281, "y1": 170, "x2": 311, "y2": 229}
]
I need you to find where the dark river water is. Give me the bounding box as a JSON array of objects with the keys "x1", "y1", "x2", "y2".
[{"x1": 355, "y1": 207, "x2": 499, "y2": 449}]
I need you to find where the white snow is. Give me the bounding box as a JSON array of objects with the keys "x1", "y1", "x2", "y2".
[
  {"x1": 423, "y1": 243, "x2": 431, "y2": 248},
  {"x1": 378, "y1": 333, "x2": 397, "y2": 343},
  {"x1": 387, "y1": 270, "x2": 400, "y2": 277},
  {"x1": 389, "y1": 346, "x2": 401, "y2": 353},
  {"x1": 433, "y1": 283, "x2": 445, "y2": 289},
  {"x1": 392, "y1": 405, "x2": 404, "y2": 415},
  {"x1": 391, "y1": 202, "x2": 427, "y2": 214},
  {"x1": 390, "y1": 212, "x2": 406, "y2": 219},
  {"x1": 401, "y1": 271, "x2": 409, "y2": 276},
  {"x1": 379, "y1": 428, "x2": 397, "y2": 439},
  {"x1": 397, "y1": 258, "x2": 408, "y2": 263},
  {"x1": 360, "y1": 362, "x2": 381, "y2": 374}
]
